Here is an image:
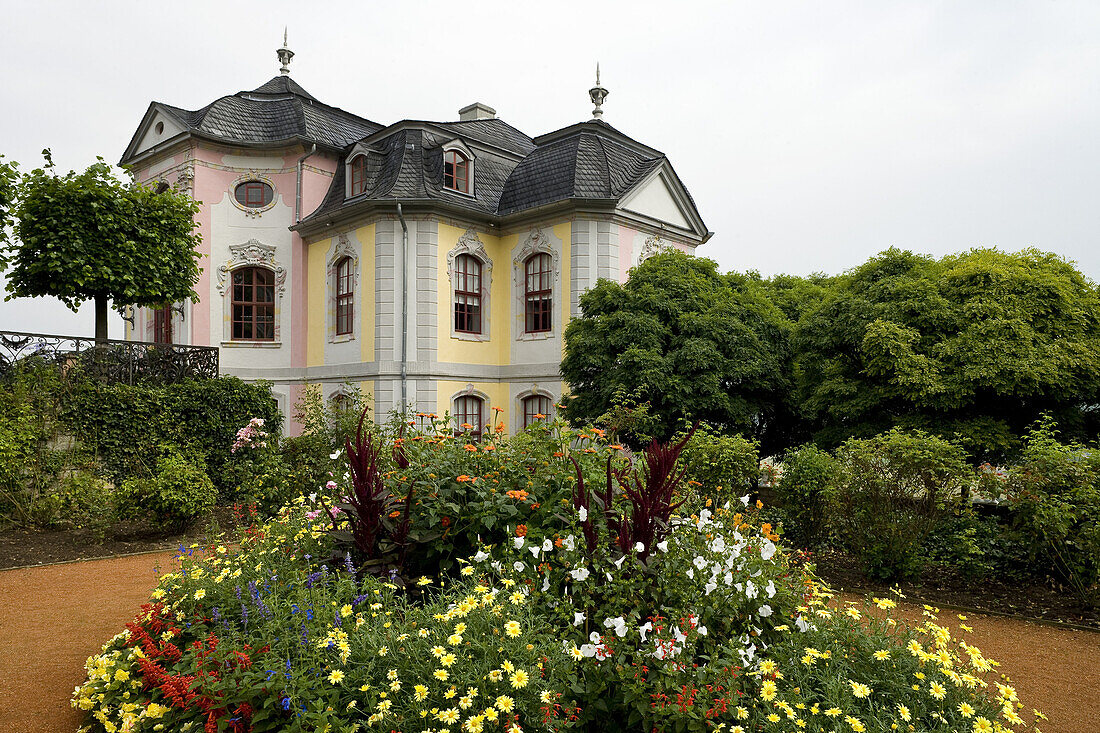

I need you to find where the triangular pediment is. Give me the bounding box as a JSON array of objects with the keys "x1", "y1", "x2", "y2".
[
  {"x1": 121, "y1": 103, "x2": 189, "y2": 165},
  {"x1": 619, "y1": 167, "x2": 693, "y2": 231}
]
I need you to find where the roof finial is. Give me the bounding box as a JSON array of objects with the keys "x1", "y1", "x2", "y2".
[
  {"x1": 589, "y1": 62, "x2": 609, "y2": 119},
  {"x1": 277, "y1": 28, "x2": 295, "y2": 75}
]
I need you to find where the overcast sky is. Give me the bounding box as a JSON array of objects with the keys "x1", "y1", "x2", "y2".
[{"x1": 2, "y1": 0, "x2": 1098, "y2": 338}]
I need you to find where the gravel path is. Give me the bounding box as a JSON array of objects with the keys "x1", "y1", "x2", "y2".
[{"x1": 1, "y1": 553, "x2": 1097, "y2": 732}]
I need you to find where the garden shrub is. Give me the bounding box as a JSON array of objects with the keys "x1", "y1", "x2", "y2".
[
  {"x1": 54, "y1": 468, "x2": 118, "y2": 538},
  {"x1": 63, "y1": 376, "x2": 281, "y2": 494},
  {"x1": 997, "y1": 417, "x2": 1100, "y2": 605},
  {"x1": 775, "y1": 443, "x2": 841, "y2": 548},
  {"x1": 117, "y1": 446, "x2": 216, "y2": 530},
  {"x1": 834, "y1": 429, "x2": 970, "y2": 580},
  {"x1": 279, "y1": 383, "x2": 371, "y2": 502},
  {"x1": 679, "y1": 423, "x2": 760, "y2": 505}
]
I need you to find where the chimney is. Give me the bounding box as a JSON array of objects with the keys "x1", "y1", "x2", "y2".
[{"x1": 458, "y1": 102, "x2": 496, "y2": 121}]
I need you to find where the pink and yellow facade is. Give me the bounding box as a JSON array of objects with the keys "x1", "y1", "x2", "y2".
[{"x1": 120, "y1": 69, "x2": 710, "y2": 434}]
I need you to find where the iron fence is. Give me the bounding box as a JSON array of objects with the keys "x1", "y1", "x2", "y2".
[{"x1": 0, "y1": 330, "x2": 219, "y2": 385}]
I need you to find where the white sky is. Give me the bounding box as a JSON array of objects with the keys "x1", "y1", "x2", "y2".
[{"x1": 2, "y1": 0, "x2": 1098, "y2": 338}]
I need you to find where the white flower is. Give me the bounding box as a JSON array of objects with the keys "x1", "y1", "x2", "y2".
[
  {"x1": 542, "y1": 539, "x2": 553, "y2": 552},
  {"x1": 697, "y1": 625, "x2": 708, "y2": 636},
  {"x1": 758, "y1": 605, "x2": 773, "y2": 617},
  {"x1": 795, "y1": 615, "x2": 810, "y2": 632},
  {"x1": 692, "y1": 556, "x2": 707, "y2": 570},
  {"x1": 765, "y1": 580, "x2": 776, "y2": 598},
  {"x1": 723, "y1": 571, "x2": 733, "y2": 586},
  {"x1": 541, "y1": 575, "x2": 550, "y2": 592},
  {"x1": 473, "y1": 550, "x2": 490, "y2": 562},
  {"x1": 308, "y1": 492, "x2": 317, "y2": 503},
  {"x1": 745, "y1": 580, "x2": 757, "y2": 599},
  {"x1": 604, "y1": 616, "x2": 628, "y2": 637},
  {"x1": 740, "y1": 494, "x2": 750, "y2": 506},
  {"x1": 572, "y1": 612, "x2": 586, "y2": 627},
  {"x1": 514, "y1": 537, "x2": 525, "y2": 549},
  {"x1": 760, "y1": 540, "x2": 777, "y2": 561},
  {"x1": 634, "y1": 541, "x2": 645, "y2": 553},
  {"x1": 569, "y1": 568, "x2": 590, "y2": 582},
  {"x1": 711, "y1": 536, "x2": 726, "y2": 553},
  {"x1": 673, "y1": 626, "x2": 687, "y2": 644},
  {"x1": 738, "y1": 643, "x2": 756, "y2": 665},
  {"x1": 613, "y1": 555, "x2": 626, "y2": 569},
  {"x1": 513, "y1": 561, "x2": 526, "y2": 572},
  {"x1": 326, "y1": 480, "x2": 338, "y2": 490},
  {"x1": 698, "y1": 508, "x2": 712, "y2": 525},
  {"x1": 490, "y1": 560, "x2": 503, "y2": 572},
  {"x1": 329, "y1": 450, "x2": 341, "y2": 460},
  {"x1": 656, "y1": 540, "x2": 669, "y2": 553},
  {"x1": 638, "y1": 621, "x2": 652, "y2": 641},
  {"x1": 704, "y1": 580, "x2": 717, "y2": 595},
  {"x1": 579, "y1": 644, "x2": 597, "y2": 658},
  {"x1": 578, "y1": 506, "x2": 588, "y2": 522},
  {"x1": 686, "y1": 568, "x2": 695, "y2": 579},
  {"x1": 563, "y1": 535, "x2": 576, "y2": 551},
  {"x1": 529, "y1": 545, "x2": 541, "y2": 559},
  {"x1": 589, "y1": 631, "x2": 602, "y2": 643}
]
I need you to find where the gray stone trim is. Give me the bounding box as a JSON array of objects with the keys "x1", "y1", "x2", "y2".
[
  {"x1": 415, "y1": 219, "x2": 439, "y2": 362},
  {"x1": 222, "y1": 360, "x2": 561, "y2": 383}
]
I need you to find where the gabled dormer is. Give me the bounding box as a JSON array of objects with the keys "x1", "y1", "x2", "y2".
[
  {"x1": 618, "y1": 160, "x2": 708, "y2": 239},
  {"x1": 437, "y1": 138, "x2": 476, "y2": 197},
  {"x1": 344, "y1": 142, "x2": 387, "y2": 199}
]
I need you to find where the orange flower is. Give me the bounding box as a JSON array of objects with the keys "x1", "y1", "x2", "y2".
[
  {"x1": 389, "y1": 510, "x2": 401, "y2": 518},
  {"x1": 456, "y1": 474, "x2": 473, "y2": 483},
  {"x1": 515, "y1": 524, "x2": 528, "y2": 538},
  {"x1": 761, "y1": 522, "x2": 773, "y2": 535},
  {"x1": 461, "y1": 423, "x2": 474, "y2": 430},
  {"x1": 534, "y1": 413, "x2": 546, "y2": 419},
  {"x1": 483, "y1": 444, "x2": 496, "y2": 451},
  {"x1": 464, "y1": 444, "x2": 478, "y2": 452},
  {"x1": 592, "y1": 428, "x2": 606, "y2": 438},
  {"x1": 609, "y1": 444, "x2": 624, "y2": 451},
  {"x1": 495, "y1": 422, "x2": 506, "y2": 434},
  {"x1": 531, "y1": 503, "x2": 540, "y2": 509},
  {"x1": 553, "y1": 451, "x2": 564, "y2": 457},
  {"x1": 756, "y1": 499, "x2": 764, "y2": 509},
  {"x1": 554, "y1": 537, "x2": 563, "y2": 548}
]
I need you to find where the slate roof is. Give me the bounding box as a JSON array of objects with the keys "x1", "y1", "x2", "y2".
[{"x1": 121, "y1": 76, "x2": 382, "y2": 163}]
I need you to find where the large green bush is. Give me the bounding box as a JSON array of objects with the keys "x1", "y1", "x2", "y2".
[
  {"x1": 63, "y1": 376, "x2": 281, "y2": 494},
  {"x1": 679, "y1": 423, "x2": 760, "y2": 504},
  {"x1": 775, "y1": 443, "x2": 841, "y2": 548},
  {"x1": 117, "y1": 446, "x2": 216, "y2": 530},
  {"x1": 834, "y1": 429, "x2": 969, "y2": 580},
  {"x1": 998, "y1": 417, "x2": 1100, "y2": 605}
]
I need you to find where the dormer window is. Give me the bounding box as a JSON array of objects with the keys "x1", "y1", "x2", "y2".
[
  {"x1": 444, "y1": 150, "x2": 470, "y2": 194},
  {"x1": 349, "y1": 155, "x2": 368, "y2": 196}
]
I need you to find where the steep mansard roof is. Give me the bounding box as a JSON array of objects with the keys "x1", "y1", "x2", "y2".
[
  {"x1": 120, "y1": 76, "x2": 383, "y2": 162},
  {"x1": 121, "y1": 76, "x2": 707, "y2": 236}
]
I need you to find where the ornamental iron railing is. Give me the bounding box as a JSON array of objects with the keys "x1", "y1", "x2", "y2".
[{"x1": 0, "y1": 330, "x2": 219, "y2": 386}]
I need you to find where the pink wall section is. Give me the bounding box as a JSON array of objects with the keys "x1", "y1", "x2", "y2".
[
  {"x1": 616, "y1": 224, "x2": 691, "y2": 282},
  {"x1": 289, "y1": 152, "x2": 338, "y2": 371}
]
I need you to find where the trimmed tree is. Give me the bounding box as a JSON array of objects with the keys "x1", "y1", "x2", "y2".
[{"x1": 2, "y1": 152, "x2": 201, "y2": 341}]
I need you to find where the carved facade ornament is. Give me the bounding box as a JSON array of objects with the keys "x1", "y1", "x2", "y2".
[
  {"x1": 217, "y1": 240, "x2": 287, "y2": 294},
  {"x1": 512, "y1": 227, "x2": 559, "y2": 284},
  {"x1": 447, "y1": 229, "x2": 493, "y2": 283},
  {"x1": 174, "y1": 162, "x2": 195, "y2": 196},
  {"x1": 329, "y1": 233, "x2": 360, "y2": 280},
  {"x1": 639, "y1": 234, "x2": 673, "y2": 262}
]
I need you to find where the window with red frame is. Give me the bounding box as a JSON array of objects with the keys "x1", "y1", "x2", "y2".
[
  {"x1": 443, "y1": 151, "x2": 469, "y2": 194},
  {"x1": 335, "y1": 257, "x2": 354, "y2": 336},
  {"x1": 153, "y1": 305, "x2": 172, "y2": 344},
  {"x1": 454, "y1": 254, "x2": 482, "y2": 334},
  {"x1": 524, "y1": 253, "x2": 553, "y2": 333},
  {"x1": 523, "y1": 395, "x2": 551, "y2": 428},
  {"x1": 349, "y1": 155, "x2": 368, "y2": 196},
  {"x1": 234, "y1": 181, "x2": 274, "y2": 208},
  {"x1": 231, "y1": 267, "x2": 275, "y2": 341},
  {"x1": 454, "y1": 395, "x2": 483, "y2": 440}
]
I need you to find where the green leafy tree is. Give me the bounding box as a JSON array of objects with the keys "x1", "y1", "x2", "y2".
[
  {"x1": 794, "y1": 247, "x2": 1100, "y2": 458},
  {"x1": 562, "y1": 250, "x2": 793, "y2": 450},
  {"x1": 0, "y1": 155, "x2": 17, "y2": 247},
  {"x1": 2, "y1": 152, "x2": 201, "y2": 341}
]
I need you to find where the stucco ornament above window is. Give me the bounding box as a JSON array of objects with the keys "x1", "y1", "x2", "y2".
[
  {"x1": 639, "y1": 234, "x2": 674, "y2": 262},
  {"x1": 512, "y1": 228, "x2": 558, "y2": 274},
  {"x1": 447, "y1": 229, "x2": 492, "y2": 283},
  {"x1": 230, "y1": 173, "x2": 278, "y2": 217},
  {"x1": 216, "y1": 240, "x2": 287, "y2": 295}
]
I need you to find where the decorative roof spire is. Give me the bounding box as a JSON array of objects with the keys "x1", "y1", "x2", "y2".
[
  {"x1": 589, "y1": 63, "x2": 609, "y2": 119},
  {"x1": 277, "y1": 28, "x2": 294, "y2": 75}
]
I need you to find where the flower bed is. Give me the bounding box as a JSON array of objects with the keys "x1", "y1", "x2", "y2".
[{"x1": 72, "y1": 418, "x2": 1041, "y2": 733}]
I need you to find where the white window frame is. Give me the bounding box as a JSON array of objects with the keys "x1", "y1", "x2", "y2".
[{"x1": 447, "y1": 229, "x2": 492, "y2": 342}]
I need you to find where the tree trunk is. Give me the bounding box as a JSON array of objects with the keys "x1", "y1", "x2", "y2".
[{"x1": 95, "y1": 293, "x2": 108, "y2": 343}]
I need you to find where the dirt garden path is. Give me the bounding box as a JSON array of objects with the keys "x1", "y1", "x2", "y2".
[{"x1": 1, "y1": 554, "x2": 1097, "y2": 733}]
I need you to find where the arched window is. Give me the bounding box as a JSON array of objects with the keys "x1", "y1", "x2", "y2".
[
  {"x1": 454, "y1": 254, "x2": 482, "y2": 334},
  {"x1": 349, "y1": 155, "x2": 368, "y2": 196},
  {"x1": 331, "y1": 392, "x2": 353, "y2": 415},
  {"x1": 524, "y1": 253, "x2": 553, "y2": 333},
  {"x1": 335, "y1": 256, "x2": 354, "y2": 336},
  {"x1": 153, "y1": 305, "x2": 172, "y2": 344},
  {"x1": 454, "y1": 395, "x2": 484, "y2": 440},
  {"x1": 523, "y1": 395, "x2": 551, "y2": 428},
  {"x1": 231, "y1": 267, "x2": 275, "y2": 341},
  {"x1": 444, "y1": 150, "x2": 469, "y2": 194}
]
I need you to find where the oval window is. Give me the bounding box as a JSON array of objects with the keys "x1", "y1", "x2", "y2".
[{"x1": 234, "y1": 181, "x2": 275, "y2": 208}]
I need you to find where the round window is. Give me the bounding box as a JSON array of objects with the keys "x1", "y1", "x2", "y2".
[{"x1": 234, "y1": 181, "x2": 275, "y2": 208}]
